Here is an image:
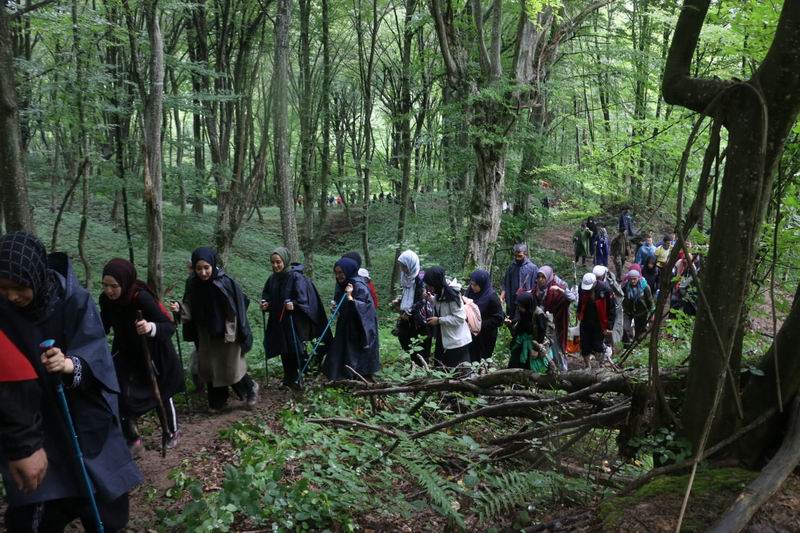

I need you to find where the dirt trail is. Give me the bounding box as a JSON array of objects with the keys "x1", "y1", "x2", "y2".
[{"x1": 126, "y1": 382, "x2": 291, "y2": 530}]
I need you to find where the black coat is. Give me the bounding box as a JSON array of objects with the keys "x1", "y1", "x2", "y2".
[
  {"x1": 323, "y1": 280, "x2": 380, "y2": 380},
  {"x1": 182, "y1": 270, "x2": 253, "y2": 353},
  {"x1": 100, "y1": 290, "x2": 185, "y2": 416},
  {"x1": 0, "y1": 253, "x2": 142, "y2": 507},
  {"x1": 261, "y1": 265, "x2": 328, "y2": 358},
  {"x1": 467, "y1": 292, "x2": 504, "y2": 362}
]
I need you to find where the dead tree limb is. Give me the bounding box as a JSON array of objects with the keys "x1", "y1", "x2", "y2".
[
  {"x1": 708, "y1": 396, "x2": 800, "y2": 533},
  {"x1": 306, "y1": 417, "x2": 400, "y2": 438}
]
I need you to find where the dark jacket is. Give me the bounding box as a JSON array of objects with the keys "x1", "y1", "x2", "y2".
[
  {"x1": 183, "y1": 270, "x2": 253, "y2": 353},
  {"x1": 0, "y1": 253, "x2": 142, "y2": 507},
  {"x1": 577, "y1": 281, "x2": 617, "y2": 332},
  {"x1": 261, "y1": 264, "x2": 328, "y2": 357},
  {"x1": 467, "y1": 292, "x2": 504, "y2": 362},
  {"x1": 100, "y1": 289, "x2": 185, "y2": 415},
  {"x1": 323, "y1": 280, "x2": 380, "y2": 380}
]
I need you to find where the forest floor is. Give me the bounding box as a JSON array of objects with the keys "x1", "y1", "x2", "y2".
[{"x1": 14, "y1": 181, "x2": 796, "y2": 531}]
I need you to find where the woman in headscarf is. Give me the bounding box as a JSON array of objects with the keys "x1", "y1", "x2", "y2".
[
  {"x1": 260, "y1": 247, "x2": 327, "y2": 388},
  {"x1": 323, "y1": 257, "x2": 380, "y2": 381},
  {"x1": 532, "y1": 266, "x2": 573, "y2": 370},
  {"x1": 621, "y1": 268, "x2": 654, "y2": 345},
  {"x1": 0, "y1": 232, "x2": 142, "y2": 531},
  {"x1": 99, "y1": 259, "x2": 184, "y2": 453},
  {"x1": 594, "y1": 227, "x2": 610, "y2": 267},
  {"x1": 641, "y1": 255, "x2": 660, "y2": 297},
  {"x1": 170, "y1": 247, "x2": 257, "y2": 412},
  {"x1": 507, "y1": 292, "x2": 552, "y2": 373},
  {"x1": 423, "y1": 267, "x2": 472, "y2": 369},
  {"x1": 393, "y1": 250, "x2": 431, "y2": 363},
  {"x1": 465, "y1": 270, "x2": 504, "y2": 362}
]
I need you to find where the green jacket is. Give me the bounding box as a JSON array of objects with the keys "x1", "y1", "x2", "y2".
[{"x1": 573, "y1": 227, "x2": 592, "y2": 257}]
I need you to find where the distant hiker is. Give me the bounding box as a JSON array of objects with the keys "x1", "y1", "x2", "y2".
[
  {"x1": 99, "y1": 259, "x2": 184, "y2": 455},
  {"x1": 577, "y1": 272, "x2": 617, "y2": 368},
  {"x1": 671, "y1": 251, "x2": 700, "y2": 316},
  {"x1": 392, "y1": 250, "x2": 432, "y2": 364},
  {"x1": 610, "y1": 229, "x2": 631, "y2": 280},
  {"x1": 653, "y1": 234, "x2": 673, "y2": 269},
  {"x1": 358, "y1": 268, "x2": 380, "y2": 309},
  {"x1": 586, "y1": 216, "x2": 599, "y2": 256},
  {"x1": 532, "y1": 266, "x2": 574, "y2": 371},
  {"x1": 423, "y1": 267, "x2": 472, "y2": 370},
  {"x1": 465, "y1": 269, "x2": 505, "y2": 362},
  {"x1": 260, "y1": 247, "x2": 328, "y2": 389},
  {"x1": 572, "y1": 222, "x2": 592, "y2": 266},
  {"x1": 323, "y1": 257, "x2": 380, "y2": 381},
  {"x1": 634, "y1": 233, "x2": 657, "y2": 265},
  {"x1": 507, "y1": 292, "x2": 554, "y2": 374},
  {"x1": 641, "y1": 255, "x2": 660, "y2": 297},
  {"x1": 618, "y1": 207, "x2": 635, "y2": 237},
  {"x1": 171, "y1": 248, "x2": 258, "y2": 412},
  {"x1": 621, "y1": 268, "x2": 654, "y2": 345},
  {"x1": 594, "y1": 226, "x2": 610, "y2": 267},
  {"x1": 500, "y1": 243, "x2": 538, "y2": 320},
  {"x1": 379, "y1": 192, "x2": 385, "y2": 202},
  {"x1": 0, "y1": 232, "x2": 142, "y2": 532}
]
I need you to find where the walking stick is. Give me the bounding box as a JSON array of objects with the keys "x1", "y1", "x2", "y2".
[
  {"x1": 288, "y1": 312, "x2": 304, "y2": 386},
  {"x1": 171, "y1": 310, "x2": 191, "y2": 410},
  {"x1": 136, "y1": 311, "x2": 170, "y2": 458},
  {"x1": 39, "y1": 340, "x2": 105, "y2": 533},
  {"x1": 296, "y1": 292, "x2": 348, "y2": 383},
  {"x1": 262, "y1": 309, "x2": 269, "y2": 382}
]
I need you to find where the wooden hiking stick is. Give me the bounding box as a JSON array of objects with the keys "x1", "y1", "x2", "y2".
[{"x1": 137, "y1": 310, "x2": 170, "y2": 457}]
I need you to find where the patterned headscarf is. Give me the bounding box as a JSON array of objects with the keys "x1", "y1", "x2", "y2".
[{"x1": 0, "y1": 231, "x2": 56, "y2": 319}]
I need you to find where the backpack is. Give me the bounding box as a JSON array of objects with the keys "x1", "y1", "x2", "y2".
[
  {"x1": 461, "y1": 296, "x2": 482, "y2": 336},
  {"x1": 135, "y1": 288, "x2": 175, "y2": 323}
]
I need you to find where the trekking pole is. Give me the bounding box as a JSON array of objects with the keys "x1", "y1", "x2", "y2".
[
  {"x1": 171, "y1": 310, "x2": 191, "y2": 410},
  {"x1": 136, "y1": 311, "x2": 170, "y2": 458},
  {"x1": 261, "y1": 307, "x2": 269, "y2": 383},
  {"x1": 296, "y1": 292, "x2": 347, "y2": 383},
  {"x1": 287, "y1": 311, "x2": 304, "y2": 387},
  {"x1": 39, "y1": 339, "x2": 105, "y2": 533}
]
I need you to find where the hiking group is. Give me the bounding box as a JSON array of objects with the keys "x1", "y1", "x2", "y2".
[{"x1": 0, "y1": 210, "x2": 703, "y2": 530}]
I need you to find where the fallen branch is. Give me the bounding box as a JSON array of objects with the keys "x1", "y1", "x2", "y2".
[
  {"x1": 306, "y1": 417, "x2": 400, "y2": 438},
  {"x1": 708, "y1": 396, "x2": 800, "y2": 533}
]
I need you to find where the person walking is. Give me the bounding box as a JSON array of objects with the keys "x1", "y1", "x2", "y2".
[
  {"x1": 500, "y1": 243, "x2": 538, "y2": 321},
  {"x1": 423, "y1": 267, "x2": 472, "y2": 370},
  {"x1": 392, "y1": 250, "x2": 431, "y2": 364},
  {"x1": 610, "y1": 229, "x2": 631, "y2": 280},
  {"x1": 465, "y1": 269, "x2": 504, "y2": 362},
  {"x1": 171, "y1": 248, "x2": 258, "y2": 412},
  {"x1": 99, "y1": 259, "x2": 184, "y2": 454}
]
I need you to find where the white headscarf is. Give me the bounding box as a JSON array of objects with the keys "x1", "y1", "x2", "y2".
[{"x1": 398, "y1": 249, "x2": 420, "y2": 312}]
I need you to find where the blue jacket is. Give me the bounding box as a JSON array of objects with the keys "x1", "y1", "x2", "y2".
[
  {"x1": 0, "y1": 253, "x2": 142, "y2": 507},
  {"x1": 635, "y1": 243, "x2": 657, "y2": 265}
]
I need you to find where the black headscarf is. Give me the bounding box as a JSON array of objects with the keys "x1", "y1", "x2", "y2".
[
  {"x1": 189, "y1": 247, "x2": 227, "y2": 336},
  {"x1": 334, "y1": 257, "x2": 359, "y2": 287},
  {"x1": 465, "y1": 269, "x2": 494, "y2": 311},
  {"x1": 423, "y1": 266, "x2": 460, "y2": 303},
  {"x1": 0, "y1": 231, "x2": 58, "y2": 320},
  {"x1": 342, "y1": 251, "x2": 363, "y2": 269}
]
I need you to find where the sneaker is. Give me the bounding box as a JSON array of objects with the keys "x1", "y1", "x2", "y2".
[
  {"x1": 246, "y1": 381, "x2": 259, "y2": 408},
  {"x1": 166, "y1": 430, "x2": 181, "y2": 449},
  {"x1": 129, "y1": 438, "x2": 143, "y2": 458}
]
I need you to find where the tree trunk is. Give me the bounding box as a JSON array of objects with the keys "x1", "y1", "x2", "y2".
[
  {"x1": 142, "y1": 0, "x2": 165, "y2": 296},
  {"x1": 298, "y1": 0, "x2": 315, "y2": 275},
  {"x1": 0, "y1": 7, "x2": 34, "y2": 233},
  {"x1": 273, "y1": 0, "x2": 300, "y2": 260},
  {"x1": 467, "y1": 141, "x2": 505, "y2": 269},
  {"x1": 318, "y1": 0, "x2": 331, "y2": 228},
  {"x1": 664, "y1": 0, "x2": 800, "y2": 453}
]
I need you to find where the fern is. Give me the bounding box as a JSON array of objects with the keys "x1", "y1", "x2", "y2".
[
  {"x1": 473, "y1": 470, "x2": 559, "y2": 523},
  {"x1": 395, "y1": 442, "x2": 466, "y2": 529}
]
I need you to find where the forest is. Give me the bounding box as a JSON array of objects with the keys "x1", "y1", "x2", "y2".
[{"x1": 0, "y1": 0, "x2": 799, "y2": 530}]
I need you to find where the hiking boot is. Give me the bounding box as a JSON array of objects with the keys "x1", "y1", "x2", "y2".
[
  {"x1": 246, "y1": 381, "x2": 259, "y2": 408},
  {"x1": 166, "y1": 430, "x2": 181, "y2": 449}
]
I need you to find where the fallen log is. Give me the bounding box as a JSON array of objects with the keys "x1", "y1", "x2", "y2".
[{"x1": 708, "y1": 396, "x2": 800, "y2": 533}]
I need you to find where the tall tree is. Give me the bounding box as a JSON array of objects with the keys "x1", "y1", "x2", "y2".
[
  {"x1": 273, "y1": 0, "x2": 300, "y2": 259},
  {"x1": 664, "y1": 0, "x2": 800, "y2": 453},
  {"x1": 0, "y1": 6, "x2": 34, "y2": 233},
  {"x1": 127, "y1": 0, "x2": 166, "y2": 295}
]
